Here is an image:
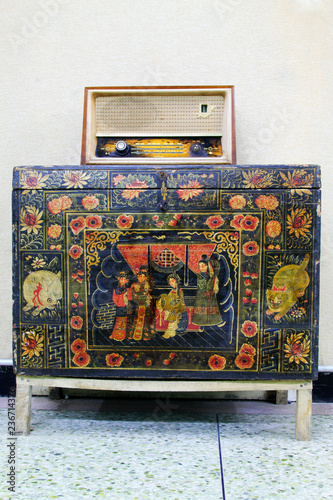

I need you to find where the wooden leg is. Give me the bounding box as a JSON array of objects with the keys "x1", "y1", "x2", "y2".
[
  {"x1": 16, "y1": 377, "x2": 32, "y2": 436},
  {"x1": 275, "y1": 390, "x2": 288, "y2": 405},
  {"x1": 295, "y1": 388, "x2": 312, "y2": 441}
]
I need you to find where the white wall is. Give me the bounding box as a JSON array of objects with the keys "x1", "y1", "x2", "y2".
[{"x1": 1, "y1": 0, "x2": 332, "y2": 367}]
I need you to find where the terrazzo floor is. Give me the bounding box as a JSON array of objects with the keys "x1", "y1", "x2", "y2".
[{"x1": 0, "y1": 397, "x2": 332, "y2": 499}]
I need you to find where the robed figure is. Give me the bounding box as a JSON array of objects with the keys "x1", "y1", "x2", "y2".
[{"x1": 192, "y1": 254, "x2": 222, "y2": 326}]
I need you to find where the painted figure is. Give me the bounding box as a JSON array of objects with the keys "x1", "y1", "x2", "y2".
[
  {"x1": 23, "y1": 270, "x2": 62, "y2": 316},
  {"x1": 192, "y1": 254, "x2": 222, "y2": 326},
  {"x1": 266, "y1": 254, "x2": 310, "y2": 320},
  {"x1": 109, "y1": 271, "x2": 130, "y2": 341},
  {"x1": 127, "y1": 266, "x2": 155, "y2": 341},
  {"x1": 157, "y1": 273, "x2": 188, "y2": 339}
]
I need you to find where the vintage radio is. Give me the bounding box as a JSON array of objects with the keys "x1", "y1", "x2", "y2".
[{"x1": 81, "y1": 86, "x2": 236, "y2": 165}]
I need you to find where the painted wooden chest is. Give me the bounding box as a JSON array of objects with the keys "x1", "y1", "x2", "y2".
[{"x1": 12, "y1": 164, "x2": 320, "y2": 380}]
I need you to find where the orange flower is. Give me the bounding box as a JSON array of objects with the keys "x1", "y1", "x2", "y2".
[
  {"x1": 106, "y1": 353, "x2": 124, "y2": 367},
  {"x1": 71, "y1": 316, "x2": 83, "y2": 330},
  {"x1": 145, "y1": 359, "x2": 153, "y2": 366},
  {"x1": 230, "y1": 214, "x2": 244, "y2": 230},
  {"x1": 235, "y1": 353, "x2": 255, "y2": 369},
  {"x1": 60, "y1": 196, "x2": 73, "y2": 210},
  {"x1": 176, "y1": 180, "x2": 204, "y2": 201},
  {"x1": 255, "y1": 195, "x2": 279, "y2": 210},
  {"x1": 242, "y1": 241, "x2": 259, "y2": 256},
  {"x1": 86, "y1": 215, "x2": 103, "y2": 229},
  {"x1": 82, "y1": 194, "x2": 99, "y2": 210},
  {"x1": 241, "y1": 321, "x2": 258, "y2": 338},
  {"x1": 205, "y1": 215, "x2": 224, "y2": 229},
  {"x1": 121, "y1": 179, "x2": 149, "y2": 200},
  {"x1": 266, "y1": 220, "x2": 281, "y2": 238},
  {"x1": 240, "y1": 215, "x2": 259, "y2": 231},
  {"x1": 239, "y1": 343, "x2": 256, "y2": 356},
  {"x1": 228, "y1": 195, "x2": 247, "y2": 209},
  {"x1": 48, "y1": 224, "x2": 62, "y2": 239},
  {"x1": 48, "y1": 197, "x2": 63, "y2": 215},
  {"x1": 71, "y1": 338, "x2": 86, "y2": 354},
  {"x1": 287, "y1": 208, "x2": 312, "y2": 238},
  {"x1": 69, "y1": 245, "x2": 83, "y2": 259},
  {"x1": 116, "y1": 214, "x2": 134, "y2": 229},
  {"x1": 73, "y1": 352, "x2": 90, "y2": 367},
  {"x1": 208, "y1": 354, "x2": 226, "y2": 370},
  {"x1": 69, "y1": 217, "x2": 85, "y2": 235}
]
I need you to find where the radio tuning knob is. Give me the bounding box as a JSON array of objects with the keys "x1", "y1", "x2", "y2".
[
  {"x1": 190, "y1": 142, "x2": 204, "y2": 156},
  {"x1": 115, "y1": 140, "x2": 130, "y2": 156}
]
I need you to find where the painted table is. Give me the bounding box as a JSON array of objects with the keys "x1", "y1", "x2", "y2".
[{"x1": 12, "y1": 165, "x2": 321, "y2": 438}]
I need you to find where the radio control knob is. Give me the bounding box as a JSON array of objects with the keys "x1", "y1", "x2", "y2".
[
  {"x1": 190, "y1": 143, "x2": 204, "y2": 156},
  {"x1": 115, "y1": 140, "x2": 130, "y2": 155}
]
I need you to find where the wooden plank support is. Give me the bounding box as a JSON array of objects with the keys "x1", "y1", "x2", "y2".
[{"x1": 15, "y1": 376, "x2": 313, "y2": 439}]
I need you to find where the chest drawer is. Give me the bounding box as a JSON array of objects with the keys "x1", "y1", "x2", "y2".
[{"x1": 12, "y1": 165, "x2": 320, "y2": 380}]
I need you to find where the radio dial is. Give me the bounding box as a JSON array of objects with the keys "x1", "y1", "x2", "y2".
[
  {"x1": 190, "y1": 142, "x2": 205, "y2": 156},
  {"x1": 115, "y1": 140, "x2": 130, "y2": 156}
]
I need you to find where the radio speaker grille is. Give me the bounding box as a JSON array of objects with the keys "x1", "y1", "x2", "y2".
[{"x1": 95, "y1": 95, "x2": 224, "y2": 136}]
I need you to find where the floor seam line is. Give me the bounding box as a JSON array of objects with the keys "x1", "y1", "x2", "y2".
[{"x1": 216, "y1": 413, "x2": 226, "y2": 500}]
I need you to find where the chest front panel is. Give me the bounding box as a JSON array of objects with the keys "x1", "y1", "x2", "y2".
[{"x1": 12, "y1": 165, "x2": 320, "y2": 380}]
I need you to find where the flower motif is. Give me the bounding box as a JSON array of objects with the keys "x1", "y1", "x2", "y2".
[
  {"x1": 287, "y1": 208, "x2": 312, "y2": 238},
  {"x1": 20, "y1": 206, "x2": 43, "y2": 234},
  {"x1": 20, "y1": 171, "x2": 49, "y2": 194},
  {"x1": 242, "y1": 170, "x2": 273, "y2": 189},
  {"x1": 70, "y1": 217, "x2": 85, "y2": 235},
  {"x1": 21, "y1": 331, "x2": 43, "y2": 359},
  {"x1": 163, "y1": 359, "x2": 171, "y2": 365},
  {"x1": 243, "y1": 241, "x2": 259, "y2": 256},
  {"x1": 205, "y1": 215, "x2": 224, "y2": 229},
  {"x1": 48, "y1": 196, "x2": 73, "y2": 215},
  {"x1": 235, "y1": 353, "x2": 255, "y2": 369},
  {"x1": 69, "y1": 245, "x2": 83, "y2": 260},
  {"x1": 82, "y1": 194, "x2": 99, "y2": 210},
  {"x1": 208, "y1": 354, "x2": 226, "y2": 370},
  {"x1": 230, "y1": 214, "x2": 244, "y2": 230},
  {"x1": 116, "y1": 214, "x2": 134, "y2": 229},
  {"x1": 280, "y1": 170, "x2": 314, "y2": 196},
  {"x1": 244, "y1": 279, "x2": 252, "y2": 286},
  {"x1": 240, "y1": 215, "x2": 259, "y2": 231},
  {"x1": 31, "y1": 257, "x2": 46, "y2": 269},
  {"x1": 71, "y1": 338, "x2": 87, "y2": 354},
  {"x1": 73, "y1": 352, "x2": 91, "y2": 367},
  {"x1": 241, "y1": 321, "x2": 258, "y2": 338},
  {"x1": 228, "y1": 195, "x2": 247, "y2": 209},
  {"x1": 106, "y1": 353, "x2": 124, "y2": 367},
  {"x1": 239, "y1": 343, "x2": 256, "y2": 356},
  {"x1": 50, "y1": 244, "x2": 62, "y2": 250},
  {"x1": 169, "y1": 352, "x2": 177, "y2": 360},
  {"x1": 242, "y1": 297, "x2": 250, "y2": 304},
  {"x1": 255, "y1": 195, "x2": 279, "y2": 210},
  {"x1": 251, "y1": 298, "x2": 258, "y2": 304},
  {"x1": 145, "y1": 359, "x2": 153, "y2": 366},
  {"x1": 63, "y1": 170, "x2": 91, "y2": 189},
  {"x1": 113, "y1": 174, "x2": 125, "y2": 186},
  {"x1": 86, "y1": 215, "x2": 103, "y2": 229},
  {"x1": 284, "y1": 332, "x2": 310, "y2": 365},
  {"x1": 266, "y1": 220, "x2": 281, "y2": 238},
  {"x1": 245, "y1": 289, "x2": 252, "y2": 296},
  {"x1": 121, "y1": 179, "x2": 149, "y2": 200},
  {"x1": 48, "y1": 224, "x2": 62, "y2": 239},
  {"x1": 176, "y1": 180, "x2": 204, "y2": 201},
  {"x1": 168, "y1": 219, "x2": 178, "y2": 226},
  {"x1": 251, "y1": 273, "x2": 258, "y2": 279},
  {"x1": 71, "y1": 316, "x2": 83, "y2": 330}
]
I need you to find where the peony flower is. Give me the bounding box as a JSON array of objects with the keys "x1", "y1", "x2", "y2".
[
  {"x1": 82, "y1": 194, "x2": 99, "y2": 210},
  {"x1": 69, "y1": 245, "x2": 83, "y2": 260},
  {"x1": 48, "y1": 224, "x2": 62, "y2": 239},
  {"x1": 86, "y1": 215, "x2": 103, "y2": 229},
  {"x1": 113, "y1": 174, "x2": 125, "y2": 186},
  {"x1": 239, "y1": 343, "x2": 256, "y2": 356},
  {"x1": 69, "y1": 217, "x2": 85, "y2": 235},
  {"x1": 73, "y1": 352, "x2": 90, "y2": 367},
  {"x1": 71, "y1": 316, "x2": 83, "y2": 330},
  {"x1": 228, "y1": 195, "x2": 247, "y2": 209},
  {"x1": 243, "y1": 241, "x2": 259, "y2": 256},
  {"x1": 116, "y1": 214, "x2": 134, "y2": 229},
  {"x1": 121, "y1": 179, "x2": 149, "y2": 200},
  {"x1": 235, "y1": 353, "x2": 255, "y2": 369},
  {"x1": 241, "y1": 321, "x2": 258, "y2": 338},
  {"x1": 205, "y1": 215, "x2": 225, "y2": 229},
  {"x1": 208, "y1": 354, "x2": 226, "y2": 370},
  {"x1": 106, "y1": 353, "x2": 124, "y2": 367},
  {"x1": 266, "y1": 220, "x2": 282, "y2": 238},
  {"x1": 240, "y1": 215, "x2": 259, "y2": 231},
  {"x1": 230, "y1": 214, "x2": 244, "y2": 230},
  {"x1": 71, "y1": 338, "x2": 86, "y2": 354},
  {"x1": 63, "y1": 170, "x2": 91, "y2": 189},
  {"x1": 21, "y1": 331, "x2": 43, "y2": 359},
  {"x1": 255, "y1": 195, "x2": 279, "y2": 210},
  {"x1": 287, "y1": 208, "x2": 312, "y2": 239}
]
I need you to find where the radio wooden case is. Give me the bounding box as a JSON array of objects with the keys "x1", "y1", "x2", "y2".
[{"x1": 81, "y1": 86, "x2": 236, "y2": 165}]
